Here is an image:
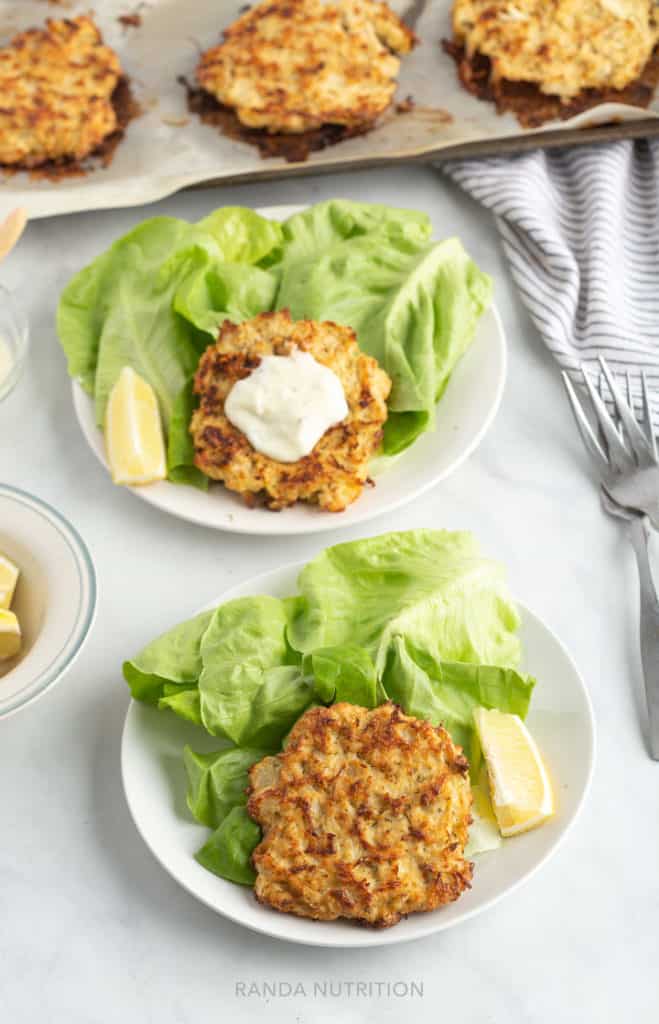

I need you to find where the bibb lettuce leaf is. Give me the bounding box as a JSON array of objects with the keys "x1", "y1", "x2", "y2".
[
  {"x1": 273, "y1": 203, "x2": 492, "y2": 453},
  {"x1": 381, "y1": 636, "x2": 535, "y2": 760},
  {"x1": 195, "y1": 807, "x2": 260, "y2": 886},
  {"x1": 184, "y1": 745, "x2": 267, "y2": 829},
  {"x1": 198, "y1": 596, "x2": 312, "y2": 748},
  {"x1": 288, "y1": 530, "x2": 522, "y2": 675},
  {"x1": 122, "y1": 607, "x2": 214, "y2": 704}
]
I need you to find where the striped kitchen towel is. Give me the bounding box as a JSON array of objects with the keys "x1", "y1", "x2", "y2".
[{"x1": 443, "y1": 138, "x2": 659, "y2": 408}]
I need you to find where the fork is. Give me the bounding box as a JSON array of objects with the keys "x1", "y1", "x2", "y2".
[{"x1": 562, "y1": 357, "x2": 659, "y2": 759}]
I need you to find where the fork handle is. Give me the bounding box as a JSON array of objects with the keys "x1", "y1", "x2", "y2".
[{"x1": 628, "y1": 515, "x2": 659, "y2": 760}]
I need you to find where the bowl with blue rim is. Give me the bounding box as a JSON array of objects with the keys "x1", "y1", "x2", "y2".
[{"x1": 0, "y1": 484, "x2": 96, "y2": 718}]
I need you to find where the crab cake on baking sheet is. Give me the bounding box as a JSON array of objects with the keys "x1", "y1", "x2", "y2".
[
  {"x1": 247, "y1": 702, "x2": 473, "y2": 928},
  {"x1": 190, "y1": 310, "x2": 391, "y2": 512},
  {"x1": 445, "y1": 0, "x2": 659, "y2": 127},
  {"x1": 0, "y1": 15, "x2": 126, "y2": 170},
  {"x1": 196, "y1": 0, "x2": 416, "y2": 136}
]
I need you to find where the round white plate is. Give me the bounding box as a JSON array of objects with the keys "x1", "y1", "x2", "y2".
[
  {"x1": 0, "y1": 484, "x2": 96, "y2": 718},
  {"x1": 121, "y1": 561, "x2": 595, "y2": 948},
  {"x1": 72, "y1": 204, "x2": 506, "y2": 536}
]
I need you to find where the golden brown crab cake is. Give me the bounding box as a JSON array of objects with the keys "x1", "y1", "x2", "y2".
[
  {"x1": 247, "y1": 702, "x2": 473, "y2": 928},
  {"x1": 190, "y1": 310, "x2": 391, "y2": 512},
  {"x1": 447, "y1": 1, "x2": 659, "y2": 126},
  {"x1": 0, "y1": 15, "x2": 124, "y2": 168},
  {"x1": 196, "y1": 0, "x2": 416, "y2": 135}
]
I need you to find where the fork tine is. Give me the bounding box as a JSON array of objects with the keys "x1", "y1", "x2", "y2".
[
  {"x1": 602, "y1": 370, "x2": 624, "y2": 435},
  {"x1": 561, "y1": 371, "x2": 608, "y2": 466},
  {"x1": 582, "y1": 366, "x2": 635, "y2": 472},
  {"x1": 641, "y1": 370, "x2": 658, "y2": 461},
  {"x1": 596, "y1": 371, "x2": 613, "y2": 446},
  {"x1": 598, "y1": 369, "x2": 625, "y2": 438},
  {"x1": 626, "y1": 370, "x2": 634, "y2": 416},
  {"x1": 598, "y1": 357, "x2": 654, "y2": 467}
]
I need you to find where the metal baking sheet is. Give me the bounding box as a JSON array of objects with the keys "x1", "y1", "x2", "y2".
[{"x1": 1, "y1": 0, "x2": 658, "y2": 219}]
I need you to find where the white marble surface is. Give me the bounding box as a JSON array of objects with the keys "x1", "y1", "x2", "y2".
[{"x1": 1, "y1": 167, "x2": 658, "y2": 1024}]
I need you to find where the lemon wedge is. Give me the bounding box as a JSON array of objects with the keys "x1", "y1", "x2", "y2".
[
  {"x1": 105, "y1": 367, "x2": 166, "y2": 486},
  {"x1": 473, "y1": 707, "x2": 554, "y2": 837},
  {"x1": 0, "y1": 609, "x2": 21, "y2": 660},
  {"x1": 0, "y1": 553, "x2": 19, "y2": 609}
]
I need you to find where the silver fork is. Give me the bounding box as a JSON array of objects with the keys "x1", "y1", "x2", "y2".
[{"x1": 562, "y1": 357, "x2": 659, "y2": 760}]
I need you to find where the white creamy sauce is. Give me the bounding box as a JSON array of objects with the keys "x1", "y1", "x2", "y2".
[
  {"x1": 0, "y1": 335, "x2": 13, "y2": 389},
  {"x1": 224, "y1": 348, "x2": 349, "y2": 463}
]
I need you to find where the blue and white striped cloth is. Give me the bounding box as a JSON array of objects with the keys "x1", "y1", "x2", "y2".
[{"x1": 444, "y1": 139, "x2": 659, "y2": 409}]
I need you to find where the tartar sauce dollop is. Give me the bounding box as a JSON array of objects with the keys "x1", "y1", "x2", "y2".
[{"x1": 224, "y1": 348, "x2": 349, "y2": 463}]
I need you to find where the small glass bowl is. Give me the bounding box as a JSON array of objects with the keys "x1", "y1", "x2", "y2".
[{"x1": 0, "y1": 284, "x2": 29, "y2": 402}]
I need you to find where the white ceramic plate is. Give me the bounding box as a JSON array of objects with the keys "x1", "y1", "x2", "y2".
[
  {"x1": 0, "y1": 484, "x2": 96, "y2": 718},
  {"x1": 72, "y1": 204, "x2": 506, "y2": 536},
  {"x1": 121, "y1": 561, "x2": 595, "y2": 948}
]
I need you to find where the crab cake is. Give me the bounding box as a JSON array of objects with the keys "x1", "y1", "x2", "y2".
[
  {"x1": 247, "y1": 703, "x2": 473, "y2": 928},
  {"x1": 190, "y1": 311, "x2": 391, "y2": 512},
  {"x1": 0, "y1": 16, "x2": 124, "y2": 168},
  {"x1": 446, "y1": 0, "x2": 659, "y2": 126},
  {"x1": 196, "y1": 0, "x2": 416, "y2": 135}
]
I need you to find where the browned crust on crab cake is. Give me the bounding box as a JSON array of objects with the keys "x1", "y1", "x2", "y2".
[
  {"x1": 443, "y1": 39, "x2": 659, "y2": 129},
  {"x1": 247, "y1": 702, "x2": 473, "y2": 928},
  {"x1": 190, "y1": 310, "x2": 391, "y2": 512},
  {"x1": 450, "y1": 0, "x2": 658, "y2": 95},
  {"x1": 0, "y1": 15, "x2": 134, "y2": 172},
  {"x1": 444, "y1": 0, "x2": 659, "y2": 128},
  {"x1": 195, "y1": 0, "x2": 416, "y2": 137},
  {"x1": 182, "y1": 77, "x2": 375, "y2": 163}
]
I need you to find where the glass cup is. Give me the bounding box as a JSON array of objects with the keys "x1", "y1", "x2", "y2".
[{"x1": 0, "y1": 284, "x2": 29, "y2": 402}]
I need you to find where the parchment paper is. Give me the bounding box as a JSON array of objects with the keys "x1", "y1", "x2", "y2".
[{"x1": 1, "y1": 0, "x2": 657, "y2": 219}]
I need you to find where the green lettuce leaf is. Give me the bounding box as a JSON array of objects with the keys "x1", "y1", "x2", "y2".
[
  {"x1": 184, "y1": 745, "x2": 266, "y2": 828},
  {"x1": 92, "y1": 241, "x2": 215, "y2": 430},
  {"x1": 166, "y1": 377, "x2": 208, "y2": 490},
  {"x1": 195, "y1": 806, "x2": 260, "y2": 886},
  {"x1": 271, "y1": 199, "x2": 432, "y2": 268},
  {"x1": 56, "y1": 249, "x2": 114, "y2": 393},
  {"x1": 166, "y1": 259, "x2": 278, "y2": 487},
  {"x1": 58, "y1": 218, "x2": 211, "y2": 424},
  {"x1": 56, "y1": 218, "x2": 199, "y2": 394},
  {"x1": 381, "y1": 635, "x2": 535, "y2": 756},
  {"x1": 198, "y1": 596, "x2": 312, "y2": 747},
  {"x1": 305, "y1": 644, "x2": 378, "y2": 708},
  {"x1": 57, "y1": 207, "x2": 282, "y2": 433},
  {"x1": 381, "y1": 411, "x2": 430, "y2": 457},
  {"x1": 122, "y1": 608, "x2": 214, "y2": 704},
  {"x1": 173, "y1": 262, "x2": 278, "y2": 336},
  {"x1": 158, "y1": 689, "x2": 203, "y2": 726},
  {"x1": 196, "y1": 207, "x2": 283, "y2": 264},
  {"x1": 288, "y1": 530, "x2": 522, "y2": 677},
  {"x1": 276, "y1": 209, "x2": 492, "y2": 452}
]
